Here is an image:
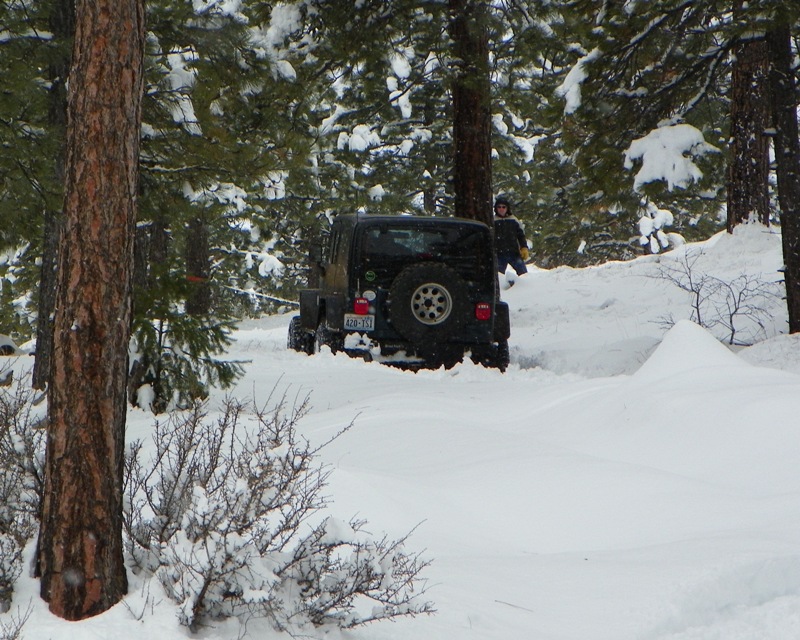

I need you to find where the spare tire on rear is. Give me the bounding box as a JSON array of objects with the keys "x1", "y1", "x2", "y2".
[{"x1": 388, "y1": 262, "x2": 469, "y2": 346}]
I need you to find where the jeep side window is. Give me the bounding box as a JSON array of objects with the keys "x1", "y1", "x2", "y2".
[
  {"x1": 317, "y1": 229, "x2": 339, "y2": 287},
  {"x1": 327, "y1": 230, "x2": 339, "y2": 264},
  {"x1": 328, "y1": 227, "x2": 351, "y2": 289}
]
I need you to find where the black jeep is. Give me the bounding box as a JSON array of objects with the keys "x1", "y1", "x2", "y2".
[{"x1": 287, "y1": 214, "x2": 510, "y2": 370}]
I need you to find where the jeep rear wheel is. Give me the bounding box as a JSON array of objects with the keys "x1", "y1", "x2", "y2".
[
  {"x1": 315, "y1": 323, "x2": 344, "y2": 354},
  {"x1": 468, "y1": 339, "x2": 510, "y2": 371},
  {"x1": 388, "y1": 262, "x2": 469, "y2": 346}
]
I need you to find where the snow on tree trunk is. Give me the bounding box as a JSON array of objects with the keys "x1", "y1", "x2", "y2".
[
  {"x1": 448, "y1": 0, "x2": 493, "y2": 227},
  {"x1": 766, "y1": 23, "x2": 800, "y2": 333},
  {"x1": 726, "y1": 34, "x2": 770, "y2": 231},
  {"x1": 36, "y1": 0, "x2": 146, "y2": 620}
]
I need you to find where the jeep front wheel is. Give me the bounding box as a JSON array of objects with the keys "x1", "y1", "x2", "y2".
[
  {"x1": 287, "y1": 315, "x2": 314, "y2": 355},
  {"x1": 388, "y1": 263, "x2": 469, "y2": 346}
]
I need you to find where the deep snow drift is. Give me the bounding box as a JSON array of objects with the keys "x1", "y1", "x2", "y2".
[{"x1": 5, "y1": 225, "x2": 800, "y2": 640}]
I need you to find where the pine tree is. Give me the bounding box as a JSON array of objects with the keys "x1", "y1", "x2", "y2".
[
  {"x1": 265, "y1": 0, "x2": 456, "y2": 219},
  {"x1": 32, "y1": 0, "x2": 74, "y2": 391},
  {"x1": 538, "y1": 1, "x2": 731, "y2": 262},
  {"x1": 0, "y1": 0, "x2": 64, "y2": 341},
  {"x1": 126, "y1": 1, "x2": 326, "y2": 410},
  {"x1": 490, "y1": 1, "x2": 595, "y2": 265}
]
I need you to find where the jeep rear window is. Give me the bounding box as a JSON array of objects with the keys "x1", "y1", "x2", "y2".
[{"x1": 362, "y1": 225, "x2": 486, "y2": 262}]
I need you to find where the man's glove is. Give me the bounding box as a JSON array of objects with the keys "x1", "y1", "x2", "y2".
[{"x1": 520, "y1": 246, "x2": 530, "y2": 261}]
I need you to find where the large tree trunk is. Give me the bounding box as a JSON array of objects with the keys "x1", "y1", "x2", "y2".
[
  {"x1": 37, "y1": 0, "x2": 146, "y2": 620},
  {"x1": 32, "y1": 0, "x2": 74, "y2": 391},
  {"x1": 766, "y1": 24, "x2": 800, "y2": 333},
  {"x1": 726, "y1": 34, "x2": 770, "y2": 232},
  {"x1": 448, "y1": 0, "x2": 493, "y2": 226}
]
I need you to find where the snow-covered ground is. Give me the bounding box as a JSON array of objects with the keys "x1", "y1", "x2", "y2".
[{"x1": 6, "y1": 225, "x2": 800, "y2": 640}]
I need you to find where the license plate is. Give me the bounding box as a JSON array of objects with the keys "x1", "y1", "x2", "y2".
[{"x1": 344, "y1": 314, "x2": 375, "y2": 331}]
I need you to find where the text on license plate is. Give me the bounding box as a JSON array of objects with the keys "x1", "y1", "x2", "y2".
[{"x1": 344, "y1": 314, "x2": 375, "y2": 331}]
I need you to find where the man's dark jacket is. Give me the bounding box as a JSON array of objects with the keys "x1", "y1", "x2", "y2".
[{"x1": 494, "y1": 215, "x2": 526, "y2": 255}]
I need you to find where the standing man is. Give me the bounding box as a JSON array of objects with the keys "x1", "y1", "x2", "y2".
[{"x1": 493, "y1": 195, "x2": 529, "y2": 275}]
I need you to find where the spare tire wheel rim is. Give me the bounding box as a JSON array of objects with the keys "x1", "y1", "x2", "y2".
[{"x1": 410, "y1": 282, "x2": 452, "y2": 325}]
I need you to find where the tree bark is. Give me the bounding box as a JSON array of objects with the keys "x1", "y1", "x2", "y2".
[
  {"x1": 185, "y1": 216, "x2": 211, "y2": 316},
  {"x1": 449, "y1": 0, "x2": 493, "y2": 227},
  {"x1": 766, "y1": 24, "x2": 800, "y2": 333},
  {"x1": 37, "y1": 0, "x2": 146, "y2": 620},
  {"x1": 132, "y1": 217, "x2": 170, "y2": 292},
  {"x1": 726, "y1": 34, "x2": 770, "y2": 232},
  {"x1": 32, "y1": 209, "x2": 62, "y2": 391}
]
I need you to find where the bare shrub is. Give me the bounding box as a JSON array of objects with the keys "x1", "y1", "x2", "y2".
[
  {"x1": 0, "y1": 603, "x2": 32, "y2": 640},
  {"x1": 123, "y1": 389, "x2": 434, "y2": 632},
  {"x1": 0, "y1": 364, "x2": 45, "y2": 612},
  {"x1": 655, "y1": 250, "x2": 783, "y2": 345}
]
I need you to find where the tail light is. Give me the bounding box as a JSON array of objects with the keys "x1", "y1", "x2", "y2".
[
  {"x1": 353, "y1": 297, "x2": 370, "y2": 315},
  {"x1": 475, "y1": 302, "x2": 492, "y2": 321}
]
